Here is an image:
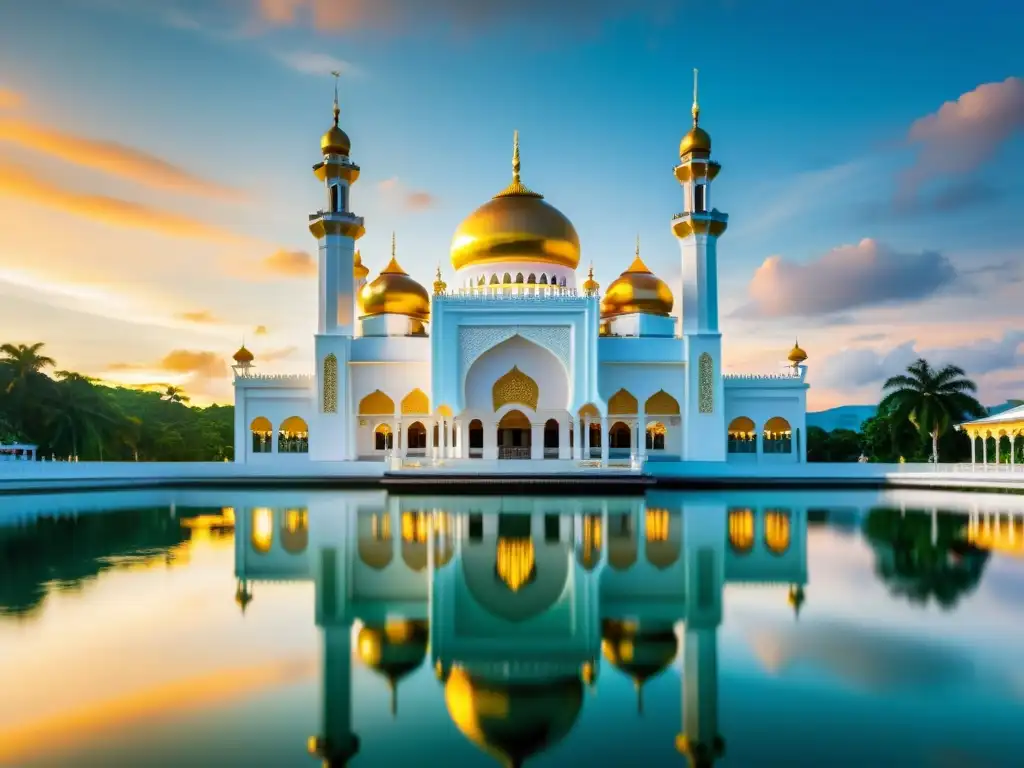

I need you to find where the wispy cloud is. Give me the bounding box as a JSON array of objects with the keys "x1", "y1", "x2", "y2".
[
  {"x1": 253, "y1": 324, "x2": 269, "y2": 335},
  {"x1": 0, "y1": 116, "x2": 245, "y2": 201},
  {"x1": 377, "y1": 177, "x2": 436, "y2": 211},
  {"x1": 734, "y1": 238, "x2": 958, "y2": 320},
  {"x1": 0, "y1": 159, "x2": 246, "y2": 242},
  {"x1": 0, "y1": 88, "x2": 22, "y2": 111},
  {"x1": 175, "y1": 310, "x2": 222, "y2": 324},
  {"x1": 260, "y1": 249, "x2": 317, "y2": 277},
  {"x1": 273, "y1": 51, "x2": 359, "y2": 77}
]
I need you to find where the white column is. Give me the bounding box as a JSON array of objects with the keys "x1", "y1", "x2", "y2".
[
  {"x1": 484, "y1": 419, "x2": 498, "y2": 460},
  {"x1": 638, "y1": 406, "x2": 648, "y2": 463},
  {"x1": 600, "y1": 417, "x2": 609, "y2": 464},
  {"x1": 530, "y1": 423, "x2": 544, "y2": 460},
  {"x1": 575, "y1": 418, "x2": 584, "y2": 460},
  {"x1": 584, "y1": 417, "x2": 591, "y2": 458},
  {"x1": 558, "y1": 418, "x2": 570, "y2": 460},
  {"x1": 995, "y1": 436, "x2": 1000, "y2": 465},
  {"x1": 1011, "y1": 435, "x2": 1016, "y2": 468},
  {"x1": 982, "y1": 434, "x2": 988, "y2": 465},
  {"x1": 970, "y1": 433, "x2": 976, "y2": 466}
]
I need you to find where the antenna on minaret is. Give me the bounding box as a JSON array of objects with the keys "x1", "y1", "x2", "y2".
[
  {"x1": 512, "y1": 130, "x2": 521, "y2": 183},
  {"x1": 692, "y1": 68, "x2": 700, "y2": 126},
  {"x1": 330, "y1": 70, "x2": 341, "y2": 125}
]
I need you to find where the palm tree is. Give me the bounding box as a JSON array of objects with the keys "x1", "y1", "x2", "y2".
[
  {"x1": 880, "y1": 358, "x2": 985, "y2": 463},
  {"x1": 161, "y1": 386, "x2": 190, "y2": 404},
  {"x1": 1, "y1": 342, "x2": 55, "y2": 392}
]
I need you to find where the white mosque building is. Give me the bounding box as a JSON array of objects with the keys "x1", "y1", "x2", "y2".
[{"x1": 232, "y1": 75, "x2": 809, "y2": 467}]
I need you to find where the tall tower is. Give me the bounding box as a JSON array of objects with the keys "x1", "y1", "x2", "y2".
[
  {"x1": 309, "y1": 75, "x2": 363, "y2": 461},
  {"x1": 673, "y1": 69, "x2": 729, "y2": 461}
]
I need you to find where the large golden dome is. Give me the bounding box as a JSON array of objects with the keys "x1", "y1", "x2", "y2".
[
  {"x1": 445, "y1": 667, "x2": 583, "y2": 768},
  {"x1": 360, "y1": 236, "x2": 430, "y2": 321},
  {"x1": 600, "y1": 239, "x2": 673, "y2": 319},
  {"x1": 450, "y1": 132, "x2": 580, "y2": 273}
]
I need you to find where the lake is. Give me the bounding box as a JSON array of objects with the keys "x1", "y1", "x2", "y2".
[{"x1": 1, "y1": 488, "x2": 1022, "y2": 767}]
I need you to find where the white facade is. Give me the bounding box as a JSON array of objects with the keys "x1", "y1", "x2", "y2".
[{"x1": 233, "y1": 88, "x2": 809, "y2": 469}]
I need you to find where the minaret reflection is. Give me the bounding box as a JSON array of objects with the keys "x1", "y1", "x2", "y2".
[{"x1": 232, "y1": 494, "x2": 808, "y2": 767}]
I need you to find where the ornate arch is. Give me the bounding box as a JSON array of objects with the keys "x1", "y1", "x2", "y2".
[
  {"x1": 459, "y1": 326, "x2": 571, "y2": 377},
  {"x1": 493, "y1": 366, "x2": 540, "y2": 411}
]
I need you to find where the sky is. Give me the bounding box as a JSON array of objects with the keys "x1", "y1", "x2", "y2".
[{"x1": 0, "y1": 0, "x2": 1022, "y2": 410}]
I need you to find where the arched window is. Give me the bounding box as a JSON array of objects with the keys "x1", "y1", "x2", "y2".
[
  {"x1": 468, "y1": 419, "x2": 484, "y2": 457},
  {"x1": 503, "y1": 272, "x2": 512, "y2": 284},
  {"x1": 374, "y1": 424, "x2": 393, "y2": 450},
  {"x1": 527, "y1": 274, "x2": 536, "y2": 284},
  {"x1": 278, "y1": 416, "x2": 309, "y2": 453},
  {"x1": 251, "y1": 508, "x2": 274, "y2": 554},
  {"x1": 765, "y1": 510, "x2": 791, "y2": 554},
  {"x1": 560, "y1": 277, "x2": 566, "y2": 287},
  {"x1": 728, "y1": 508, "x2": 754, "y2": 553},
  {"x1": 646, "y1": 422, "x2": 666, "y2": 450},
  {"x1": 250, "y1": 417, "x2": 273, "y2": 454},
  {"x1": 763, "y1": 417, "x2": 793, "y2": 454},
  {"x1": 543, "y1": 418, "x2": 559, "y2": 458},
  {"x1": 728, "y1": 417, "x2": 756, "y2": 454},
  {"x1": 550, "y1": 274, "x2": 557, "y2": 285},
  {"x1": 540, "y1": 274, "x2": 548, "y2": 285},
  {"x1": 329, "y1": 184, "x2": 340, "y2": 213},
  {"x1": 489, "y1": 274, "x2": 499, "y2": 285},
  {"x1": 694, "y1": 183, "x2": 706, "y2": 213},
  {"x1": 515, "y1": 272, "x2": 524, "y2": 283},
  {"x1": 477, "y1": 276, "x2": 485, "y2": 286}
]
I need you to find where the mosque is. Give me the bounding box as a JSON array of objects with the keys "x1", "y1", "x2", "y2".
[
  {"x1": 232, "y1": 74, "x2": 809, "y2": 467},
  {"x1": 233, "y1": 493, "x2": 809, "y2": 766}
]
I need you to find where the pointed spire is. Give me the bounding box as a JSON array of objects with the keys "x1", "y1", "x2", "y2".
[
  {"x1": 382, "y1": 232, "x2": 406, "y2": 275},
  {"x1": 692, "y1": 67, "x2": 700, "y2": 125},
  {"x1": 493, "y1": 130, "x2": 542, "y2": 199},
  {"x1": 626, "y1": 233, "x2": 650, "y2": 273},
  {"x1": 391, "y1": 230, "x2": 396, "y2": 258},
  {"x1": 331, "y1": 70, "x2": 341, "y2": 125},
  {"x1": 512, "y1": 129, "x2": 521, "y2": 181},
  {"x1": 389, "y1": 679, "x2": 398, "y2": 718}
]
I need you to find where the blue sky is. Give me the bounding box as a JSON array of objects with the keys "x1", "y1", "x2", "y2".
[{"x1": 0, "y1": 0, "x2": 1021, "y2": 408}]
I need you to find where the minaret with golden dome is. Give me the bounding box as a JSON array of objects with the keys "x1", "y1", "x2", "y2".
[
  {"x1": 673, "y1": 69, "x2": 729, "y2": 461},
  {"x1": 309, "y1": 74, "x2": 364, "y2": 461}
]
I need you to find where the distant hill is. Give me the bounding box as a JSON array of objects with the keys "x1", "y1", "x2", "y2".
[
  {"x1": 807, "y1": 405, "x2": 877, "y2": 433},
  {"x1": 808, "y1": 400, "x2": 1023, "y2": 433}
]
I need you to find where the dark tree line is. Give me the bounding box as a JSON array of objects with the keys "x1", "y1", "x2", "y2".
[{"x1": 0, "y1": 342, "x2": 233, "y2": 461}]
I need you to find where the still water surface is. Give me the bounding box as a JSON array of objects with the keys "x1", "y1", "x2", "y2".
[{"x1": 1, "y1": 488, "x2": 1022, "y2": 767}]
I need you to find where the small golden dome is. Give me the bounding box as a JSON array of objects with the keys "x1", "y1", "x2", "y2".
[
  {"x1": 582, "y1": 264, "x2": 600, "y2": 296},
  {"x1": 450, "y1": 131, "x2": 580, "y2": 272},
  {"x1": 321, "y1": 101, "x2": 351, "y2": 157},
  {"x1": 445, "y1": 667, "x2": 583, "y2": 767},
  {"x1": 433, "y1": 265, "x2": 447, "y2": 295},
  {"x1": 680, "y1": 68, "x2": 712, "y2": 158},
  {"x1": 232, "y1": 345, "x2": 254, "y2": 364},
  {"x1": 353, "y1": 250, "x2": 369, "y2": 280},
  {"x1": 601, "y1": 620, "x2": 679, "y2": 686},
  {"x1": 787, "y1": 340, "x2": 808, "y2": 364},
  {"x1": 357, "y1": 619, "x2": 429, "y2": 715},
  {"x1": 600, "y1": 238, "x2": 673, "y2": 318},
  {"x1": 360, "y1": 235, "x2": 430, "y2": 321}
]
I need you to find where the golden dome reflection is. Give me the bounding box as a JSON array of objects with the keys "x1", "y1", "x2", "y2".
[
  {"x1": 600, "y1": 237, "x2": 673, "y2": 319},
  {"x1": 601, "y1": 620, "x2": 678, "y2": 714},
  {"x1": 360, "y1": 233, "x2": 430, "y2": 321},
  {"x1": 445, "y1": 667, "x2": 583, "y2": 768},
  {"x1": 450, "y1": 131, "x2": 581, "y2": 272},
  {"x1": 357, "y1": 619, "x2": 429, "y2": 717}
]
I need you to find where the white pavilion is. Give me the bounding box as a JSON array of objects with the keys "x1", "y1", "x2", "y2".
[{"x1": 232, "y1": 74, "x2": 809, "y2": 468}]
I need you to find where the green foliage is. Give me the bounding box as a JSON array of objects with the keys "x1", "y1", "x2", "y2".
[
  {"x1": 806, "y1": 426, "x2": 864, "y2": 462},
  {"x1": 0, "y1": 342, "x2": 233, "y2": 461},
  {"x1": 880, "y1": 358, "x2": 986, "y2": 462},
  {"x1": 862, "y1": 507, "x2": 989, "y2": 609}
]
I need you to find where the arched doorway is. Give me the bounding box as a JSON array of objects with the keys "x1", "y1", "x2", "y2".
[
  {"x1": 468, "y1": 419, "x2": 484, "y2": 458},
  {"x1": 608, "y1": 421, "x2": 631, "y2": 455},
  {"x1": 497, "y1": 410, "x2": 531, "y2": 459},
  {"x1": 543, "y1": 418, "x2": 559, "y2": 459},
  {"x1": 407, "y1": 421, "x2": 427, "y2": 456}
]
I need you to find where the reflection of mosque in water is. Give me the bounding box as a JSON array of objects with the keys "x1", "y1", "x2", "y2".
[{"x1": 235, "y1": 495, "x2": 808, "y2": 767}]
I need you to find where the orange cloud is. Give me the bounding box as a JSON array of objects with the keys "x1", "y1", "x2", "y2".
[
  {"x1": 262, "y1": 248, "x2": 317, "y2": 276},
  {"x1": 0, "y1": 88, "x2": 21, "y2": 111},
  {"x1": 902, "y1": 77, "x2": 1024, "y2": 195},
  {"x1": 159, "y1": 350, "x2": 229, "y2": 378},
  {"x1": 175, "y1": 310, "x2": 221, "y2": 324},
  {"x1": 253, "y1": 324, "x2": 269, "y2": 335},
  {"x1": 0, "y1": 159, "x2": 246, "y2": 242},
  {"x1": 0, "y1": 116, "x2": 245, "y2": 200},
  {"x1": 378, "y1": 176, "x2": 436, "y2": 211}
]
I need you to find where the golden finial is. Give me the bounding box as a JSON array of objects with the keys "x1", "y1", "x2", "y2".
[
  {"x1": 582, "y1": 262, "x2": 600, "y2": 296},
  {"x1": 331, "y1": 70, "x2": 341, "y2": 125},
  {"x1": 626, "y1": 233, "x2": 650, "y2": 273},
  {"x1": 692, "y1": 67, "x2": 700, "y2": 125},
  {"x1": 512, "y1": 129, "x2": 521, "y2": 182},
  {"x1": 433, "y1": 264, "x2": 447, "y2": 295},
  {"x1": 391, "y1": 230, "x2": 396, "y2": 259},
  {"x1": 636, "y1": 233, "x2": 641, "y2": 258}
]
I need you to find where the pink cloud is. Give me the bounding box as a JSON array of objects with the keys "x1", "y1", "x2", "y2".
[{"x1": 901, "y1": 77, "x2": 1024, "y2": 195}]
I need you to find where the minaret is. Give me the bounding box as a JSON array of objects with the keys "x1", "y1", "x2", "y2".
[
  {"x1": 308, "y1": 547, "x2": 360, "y2": 767},
  {"x1": 311, "y1": 73, "x2": 365, "y2": 336},
  {"x1": 309, "y1": 74, "x2": 362, "y2": 461},
  {"x1": 677, "y1": 503, "x2": 727, "y2": 767},
  {"x1": 673, "y1": 69, "x2": 729, "y2": 461}
]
